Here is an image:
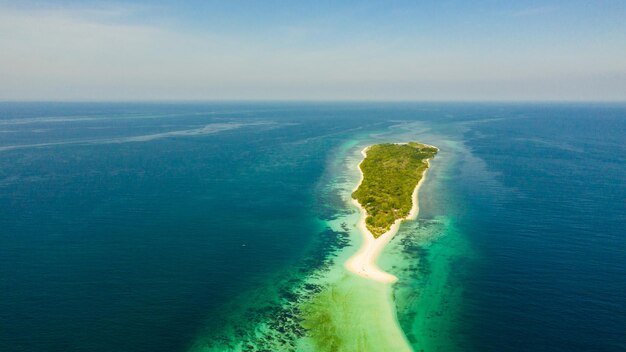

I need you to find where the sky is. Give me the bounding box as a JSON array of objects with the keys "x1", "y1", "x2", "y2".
[{"x1": 1, "y1": 0, "x2": 625, "y2": 101}]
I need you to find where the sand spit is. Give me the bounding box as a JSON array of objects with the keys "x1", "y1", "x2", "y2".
[{"x1": 345, "y1": 145, "x2": 435, "y2": 283}]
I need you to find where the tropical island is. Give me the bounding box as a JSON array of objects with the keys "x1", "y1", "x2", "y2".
[
  {"x1": 301, "y1": 142, "x2": 439, "y2": 352},
  {"x1": 352, "y1": 142, "x2": 438, "y2": 238}
]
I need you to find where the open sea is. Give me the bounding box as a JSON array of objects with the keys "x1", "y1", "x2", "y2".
[{"x1": 0, "y1": 102, "x2": 624, "y2": 351}]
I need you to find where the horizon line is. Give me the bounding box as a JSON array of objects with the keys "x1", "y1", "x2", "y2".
[{"x1": 2, "y1": 99, "x2": 626, "y2": 104}]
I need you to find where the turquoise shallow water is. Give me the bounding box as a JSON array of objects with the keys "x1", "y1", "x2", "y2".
[{"x1": 1, "y1": 102, "x2": 625, "y2": 351}]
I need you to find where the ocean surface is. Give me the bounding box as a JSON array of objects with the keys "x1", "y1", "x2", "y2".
[{"x1": 0, "y1": 102, "x2": 624, "y2": 351}]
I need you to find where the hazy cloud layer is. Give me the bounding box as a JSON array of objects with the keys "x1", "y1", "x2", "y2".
[{"x1": 1, "y1": 1, "x2": 625, "y2": 101}]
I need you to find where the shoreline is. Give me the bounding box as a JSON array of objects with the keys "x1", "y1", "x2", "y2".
[{"x1": 345, "y1": 144, "x2": 436, "y2": 283}]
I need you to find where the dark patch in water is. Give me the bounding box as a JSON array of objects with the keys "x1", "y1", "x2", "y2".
[{"x1": 192, "y1": 227, "x2": 350, "y2": 350}]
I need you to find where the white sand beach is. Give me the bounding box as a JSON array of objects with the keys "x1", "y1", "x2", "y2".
[{"x1": 345, "y1": 145, "x2": 435, "y2": 283}]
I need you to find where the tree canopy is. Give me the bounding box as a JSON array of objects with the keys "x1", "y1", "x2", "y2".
[{"x1": 352, "y1": 142, "x2": 437, "y2": 238}]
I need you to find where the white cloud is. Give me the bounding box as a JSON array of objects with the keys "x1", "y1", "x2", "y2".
[
  {"x1": 0, "y1": 4, "x2": 624, "y2": 101},
  {"x1": 510, "y1": 5, "x2": 556, "y2": 18}
]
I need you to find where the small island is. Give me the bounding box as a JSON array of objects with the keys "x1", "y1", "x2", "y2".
[{"x1": 352, "y1": 142, "x2": 438, "y2": 238}]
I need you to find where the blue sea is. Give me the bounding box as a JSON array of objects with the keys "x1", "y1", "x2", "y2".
[{"x1": 0, "y1": 102, "x2": 624, "y2": 351}]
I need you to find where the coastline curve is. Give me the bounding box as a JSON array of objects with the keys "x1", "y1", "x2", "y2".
[{"x1": 345, "y1": 144, "x2": 436, "y2": 283}]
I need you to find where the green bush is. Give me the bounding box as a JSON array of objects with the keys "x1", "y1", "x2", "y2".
[{"x1": 352, "y1": 143, "x2": 437, "y2": 238}]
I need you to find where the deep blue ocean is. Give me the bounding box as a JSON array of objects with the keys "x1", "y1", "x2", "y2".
[{"x1": 0, "y1": 102, "x2": 624, "y2": 351}]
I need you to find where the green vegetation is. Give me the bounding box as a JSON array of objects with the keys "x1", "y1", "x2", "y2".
[{"x1": 352, "y1": 142, "x2": 437, "y2": 238}]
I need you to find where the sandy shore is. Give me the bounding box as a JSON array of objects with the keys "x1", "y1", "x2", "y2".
[{"x1": 345, "y1": 145, "x2": 436, "y2": 283}]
